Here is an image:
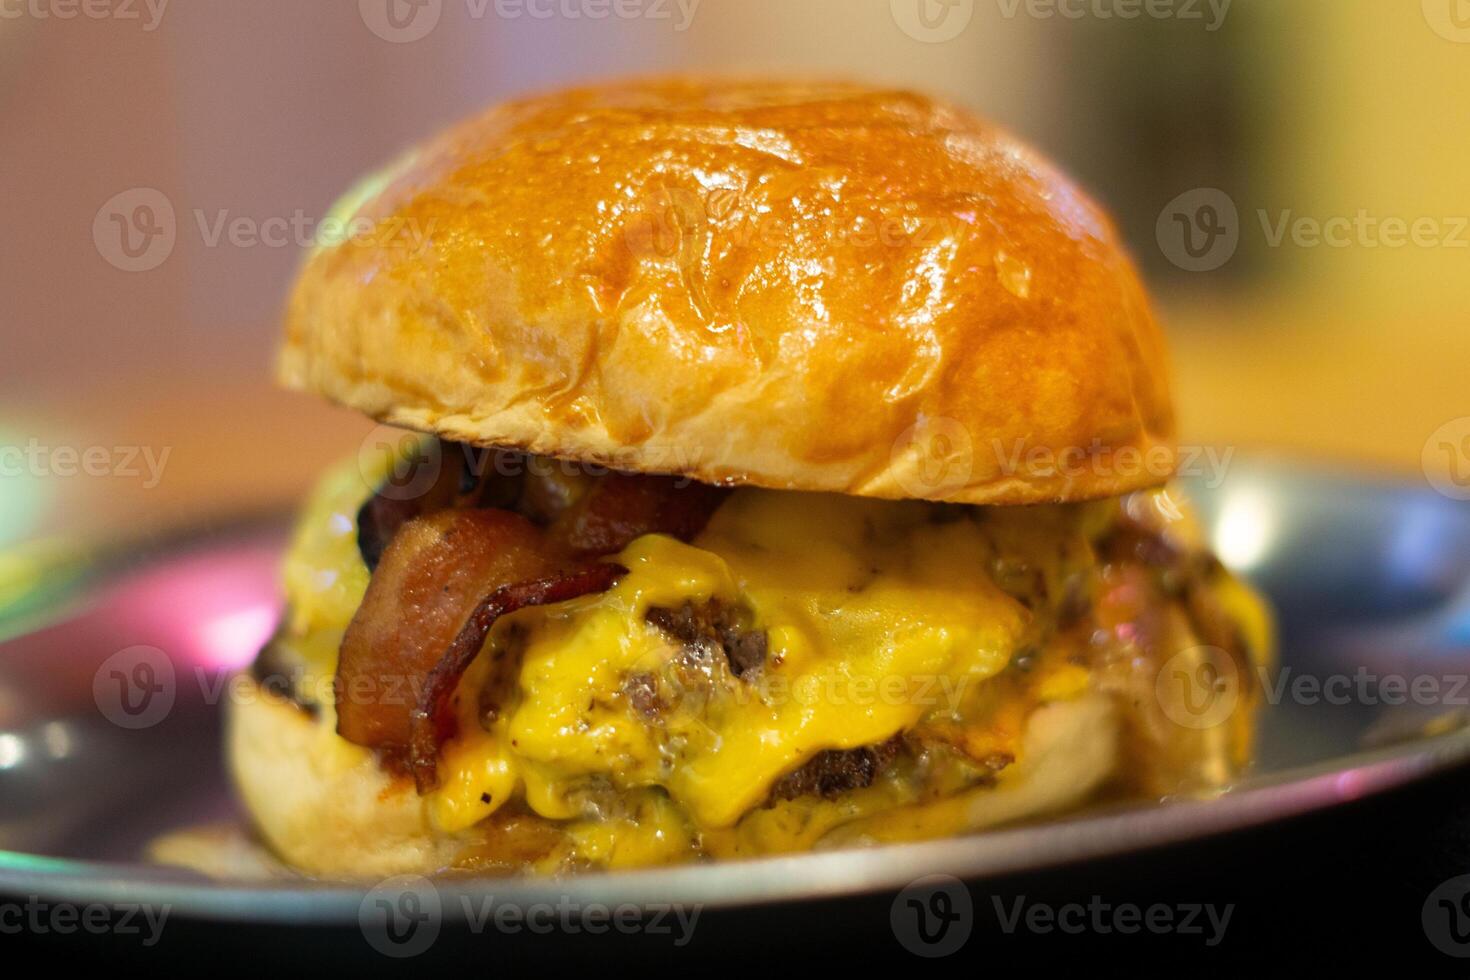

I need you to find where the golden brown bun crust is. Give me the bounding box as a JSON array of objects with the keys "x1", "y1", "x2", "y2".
[{"x1": 280, "y1": 78, "x2": 1175, "y2": 504}]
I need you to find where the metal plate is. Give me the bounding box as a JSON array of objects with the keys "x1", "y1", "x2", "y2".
[{"x1": 1, "y1": 459, "x2": 1468, "y2": 923}]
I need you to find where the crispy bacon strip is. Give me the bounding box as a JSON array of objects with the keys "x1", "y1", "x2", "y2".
[
  {"x1": 551, "y1": 472, "x2": 729, "y2": 555},
  {"x1": 340, "y1": 448, "x2": 731, "y2": 791},
  {"x1": 408, "y1": 562, "x2": 625, "y2": 791},
  {"x1": 337, "y1": 507, "x2": 626, "y2": 790},
  {"x1": 337, "y1": 509, "x2": 557, "y2": 750}
]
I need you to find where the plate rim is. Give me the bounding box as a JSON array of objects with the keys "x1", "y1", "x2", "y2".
[{"x1": 3, "y1": 727, "x2": 1468, "y2": 923}]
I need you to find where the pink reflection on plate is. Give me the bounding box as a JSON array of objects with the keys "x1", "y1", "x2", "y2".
[
  {"x1": 106, "y1": 540, "x2": 285, "y2": 672},
  {"x1": 0, "y1": 533, "x2": 287, "y2": 723},
  {"x1": 1333, "y1": 768, "x2": 1369, "y2": 802},
  {"x1": 195, "y1": 603, "x2": 280, "y2": 671}
]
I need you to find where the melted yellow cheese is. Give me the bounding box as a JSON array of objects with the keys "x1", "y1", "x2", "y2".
[
  {"x1": 434, "y1": 491, "x2": 1027, "y2": 834},
  {"x1": 281, "y1": 456, "x2": 381, "y2": 645}
]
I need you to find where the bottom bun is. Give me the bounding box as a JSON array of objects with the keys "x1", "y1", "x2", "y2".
[
  {"x1": 227, "y1": 674, "x2": 1123, "y2": 879},
  {"x1": 227, "y1": 675, "x2": 462, "y2": 878}
]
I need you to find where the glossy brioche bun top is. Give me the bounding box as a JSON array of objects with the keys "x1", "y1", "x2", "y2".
[{"x1": 279, "y1": 77, "x2": 1175, "y2": 505}]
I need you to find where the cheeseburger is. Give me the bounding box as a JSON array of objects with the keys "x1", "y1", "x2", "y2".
[{"x1": 235, "y1": 78, "x2": 1271, "y2": 877}]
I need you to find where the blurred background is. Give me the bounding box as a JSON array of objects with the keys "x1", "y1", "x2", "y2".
[{"x1": 2, "y1": 0, "x2": 1468, "y2": 558}]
